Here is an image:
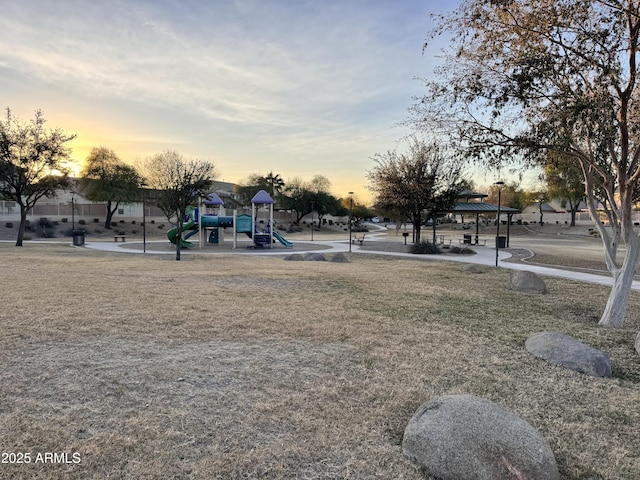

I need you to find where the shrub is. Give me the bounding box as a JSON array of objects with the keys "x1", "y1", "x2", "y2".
[
  {"x1": 79, "y1": 219, "x2": 86, "y2": 225},
  {"x1": 448, "y1": 245, "x2": 475, "y2": 254},
  {"x1": 131, "y1": 220, "x2": 136, "y2": 225},
  {"x1": 61, "y1": 218, "x2": 68, "y2": 223},
  {"x1": 5, "y1": 222, "x2": 13, "y2": 228},
  {"x1": 111, "y1": 222, "x2": 117, "y2": 228},
  {"x1": 94, "y1": 218, "x2": 100, "y2": 223},
  {"x1": 410, "y1": 240, "x2": 440, "y2": 255},
  {"x1": 119, "y1": 220, "x2": 125, "y2": 223}
]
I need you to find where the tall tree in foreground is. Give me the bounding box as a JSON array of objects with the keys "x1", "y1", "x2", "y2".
[
  {"x1": 411, "y1": 0, "x2": 640, "y2": 328},
  {"x1": 0, "y1": 109, "x2": 76, "y2": 246},
  {"x1": 79, "y1": 147, "x2": 142, "y2": 229},
  {"x1": 367, "y1": 139, "x2": 465, "y2": 245},
  {"x1": 144, "y1": 151, "x2": 217, "y2": 261}
]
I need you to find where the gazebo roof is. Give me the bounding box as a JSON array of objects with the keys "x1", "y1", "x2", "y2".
[
  {"x1": 457, "y1": 190, "x2": 488, "y2": 200},
  {"x1": 451, "y1": 202, "x2": 520, "y2": 214}
]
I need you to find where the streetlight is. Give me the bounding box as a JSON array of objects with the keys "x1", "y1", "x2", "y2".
[
  {"x1": 141, "y1": 182, "x2": 147, "y2": 253},
  {"x1": 348, "y1": 192, "x2": 354, "y2": 252},
  {"x1": 71, "y1": 191, "x2": 76, "y2": 231},
  {"x1": 310, "y1": 201, "x2": 315, "y2": 242},
  {"x1": 494, "y1": 181, "x2": 505, "y2": 267}
]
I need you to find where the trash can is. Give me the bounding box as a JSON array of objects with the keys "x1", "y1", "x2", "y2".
[
  {"x1": 72, "y1": 229, "x2": 85, "y2": 246},
  {"x1": 496, "y1": 236, "x2": 506, "y2": 248}
]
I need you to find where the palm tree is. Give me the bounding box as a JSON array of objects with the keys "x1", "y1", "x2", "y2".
[{"x1": 264, "y1": 171, "x2": 285, "y2": 198}]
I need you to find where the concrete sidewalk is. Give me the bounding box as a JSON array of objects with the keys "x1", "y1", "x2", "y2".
[{"x1": 82, "y1": 236, "x2": 640, "y2": 292}]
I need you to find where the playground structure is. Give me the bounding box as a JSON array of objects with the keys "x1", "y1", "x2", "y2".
[{"x1": 166, "y1": 190, "x2": 293, "y2": 249}]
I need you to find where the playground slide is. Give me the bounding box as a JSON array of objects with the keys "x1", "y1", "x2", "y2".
[
  {"x1": 273, "y1": 231, "x2": 293, "y2": 248},
  {"x1": 167, "y1": 221, "x2": 198, "y2": 248}
]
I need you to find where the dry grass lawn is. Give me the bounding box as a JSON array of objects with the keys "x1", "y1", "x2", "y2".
[{"x1": 0, "y1": 243, "x2": 639, "y2": 479}]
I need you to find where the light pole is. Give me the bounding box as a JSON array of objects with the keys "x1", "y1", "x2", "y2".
[
  {"x1": 348, "y1": 191, "x2": 354, "y2": 252},
  {"x1": 71, "y1": 191, "x2": 76, "y2": 231},
  {"x1": 141, "y1": 182, "x2": 147, "y2": 253},
  {"x1": 310, "y1": 201, "x2": 315, "y2": 241},
  {"x1": 494, "y1": 181, "x2": 505, "y2": 267}
]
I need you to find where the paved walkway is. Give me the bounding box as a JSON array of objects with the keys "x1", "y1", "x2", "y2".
[{"x1": 83, "y1": 233, "x2": 640, "y2": 292}]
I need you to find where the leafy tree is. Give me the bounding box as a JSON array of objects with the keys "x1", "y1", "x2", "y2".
[
  {"x1": 485, "y1": 182, "x2": 527, "y2": 212},
  {"x1": 281, "y1": 176, "x2": 344, "y2": 226},
  {"x1": 411, "y1": 0, "x2": 640, "y2": 328},
  {"x1": 143, "y1": 151, "x2": 217, "y2": 261},
  {"x1": 234, "y1": 173, "x2": 265, "y2": 207},
  {"x1": 544, "y1": 153, "x2": 585, "y2": 227},
  {"x1": 79, "y1": 147, "x2": 142, "y2": 229},
  {"x1": 0, "y1": 109, "x2": 75, "y2": 246},
  {"x1": 367, "y1": 139, "x2": 465, "y2": 245}
]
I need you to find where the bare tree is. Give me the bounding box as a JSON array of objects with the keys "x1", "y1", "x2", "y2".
[
  {"x1": 0, "y1": 109, "x2": 76, "y2": 246},
  {"x1": 367, "y1": 139, "x2": 465, "y2": 245},
  {"x1": 143, "y1": 151, "x2": 217, "y2": 261}
]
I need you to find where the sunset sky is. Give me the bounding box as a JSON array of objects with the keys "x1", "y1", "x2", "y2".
[{"x1": 1, "y1": 1, "x2": 471, "y2": 202}]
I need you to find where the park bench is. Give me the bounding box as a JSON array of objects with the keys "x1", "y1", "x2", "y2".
[
  {"x1": 113, "y1": 235, "x2": 127, "y2": 242},
  {"x1": 352, "y1": 234, "x2": 366, "y2": 245}
]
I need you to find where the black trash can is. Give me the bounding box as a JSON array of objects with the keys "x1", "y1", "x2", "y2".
[
  {"x1": 496, "y1": 235, "x2": 506, "y2": 248},
  {"x1": 72, "y1": 229, "x2": 85, "y2": 246}
]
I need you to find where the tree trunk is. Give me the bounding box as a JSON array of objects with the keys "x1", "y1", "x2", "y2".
[
  {"x1": 599, "y1": 235, "x2": 640, "y2": 327},
  {"x1": 16, "y1": 205, "x2": 28, "y2": 247},
  {"x1": 175, "y1": 221, "x2": 182, "y2": 261},
  {"x1": 105, "y1": 200, "x2": 118, "y2": 229},
  {"x1": 412, "y1": 213, "x2": 422, "y2": 244}
]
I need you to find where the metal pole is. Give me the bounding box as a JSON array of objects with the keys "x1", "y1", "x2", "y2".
[
  {"x1": 494, "y1": 181, "x2": 504, "y2": 267},
  {"x1": 348, "y1": 192, "x2": 354, "y2": 252},
  {"x1": 71, "y1": 192, "x2": 75, "y2": 231},
  {"x1": 142, "y1": 186, "x2": 146, "y2": 253}
]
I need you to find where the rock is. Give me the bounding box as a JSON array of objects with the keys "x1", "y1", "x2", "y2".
[
  {"x1": 303, "y1": 252, "x2": 326, "y2": 261},
  {"x1": 636, "y1": 333, "x2": 640, "y2": 356},
  {"x1": 283, "y1": 254, "x2": 305, "y2": 261},
  {"x1": 525, "y1": 331, "x2": 612, "y2": 377},
  {"x1": 329, "y1": 252, "x2": 349, "y2": 263},
  {"x1": 507, "y1": 270, "x2": 546, "y2": 294},
  {"x1": 403, "y1": 394, "x2": 560, "y2": 480},
  {"x1": 460, "y1": 263, "x2": 483, "y2": 274}
]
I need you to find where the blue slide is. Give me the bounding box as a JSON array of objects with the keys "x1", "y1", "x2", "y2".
[{"x1": 273, "y1": 231, "x2": 293, "y2": 248}]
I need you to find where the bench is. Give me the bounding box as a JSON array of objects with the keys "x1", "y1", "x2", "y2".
[
  {"x1": 113, "y1": 235, "x2": 127, "y2": 242},
  {"x1": 352, "y1": 234, "x2": 366, "y2": 246},
  {"x1": 459, "y1": 234, "x2": 486, "y2": 246}
]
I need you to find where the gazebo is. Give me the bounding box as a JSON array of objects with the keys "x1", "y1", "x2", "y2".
[{"x1": 450, "y1": 191, "x2": 520, "y2": 246}]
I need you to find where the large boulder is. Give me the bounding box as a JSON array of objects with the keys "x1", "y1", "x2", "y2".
[
  {"x1": 507, "y1": 270, "x2": 547, "y2": 294},
  {"x1": 525, "y1": 331, "x2": 612, "y2": 377},
  {"x1": 303, "y1": 252, "x2": 326, "y2": 261},
  {"x1": 329, "y1": 252, "x2": 349, "y2": 263},
  {"x1": 403, "y1": 394, "x2": 559, "y2": 480}
]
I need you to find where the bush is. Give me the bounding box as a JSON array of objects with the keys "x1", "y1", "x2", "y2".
[
  {"x1": 61, "y1": 218, "x2": 68, "y2": 223},
  {"x1": 79, "y1": 219, "x2": 86, "y2": 225},
  {"x1": 448, "y1": 245, "x2": 475, "y2": 254},
  {"x1": 94, "y1": 218, "x2": 100, "y2": 223},
  {"x1": 5, "y1": 222, "x2": 13, "y2": 228},
  {"x1": 410, "y1": 240, "x2": 440, "y2": 255}
]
